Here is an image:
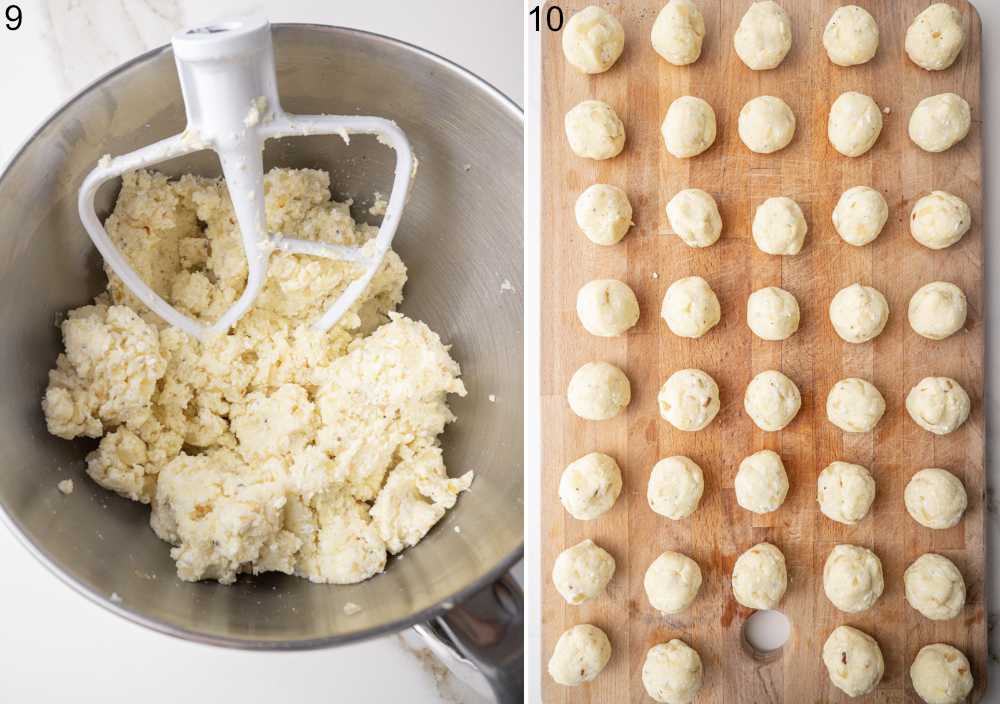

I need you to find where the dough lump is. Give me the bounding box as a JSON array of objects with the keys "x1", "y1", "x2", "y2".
[
  {"x1": 906, "y1": 376, "x2": 970, "y2": 435},
  {"x1": 905, "y1": 468, "x2": 967, "y2": 530},
  {"x1": 738, "y1": 96, "x2": 796, "y2": 154},
  {"x1": 651, "y1": 0, "x2": 706, "y2": 66},
  {"x1": 43, "y1": 168, "x2": 470, "y2": 586},
  {"x1": 567, "y1": 361, "x2": 631, "y2": 421},
  {"x1": 909, "y1": 93, "x2": 971, "y2": 153},
  {"x1": 817, "y1": 461, "x2": 875, "y2": 525},
  {"x1": 565, "y1": 100, "x2": 626, "y2": 160},
  {"x1": 828, "y1": 91, "x2": 883, "y2": 157},
  {"x1": 548, "y1": 624, "x2": 612, "y2": 686},
  {"x1": 644, "y1": 550, "x2": 702, "y2": 614},
  {"x1": 732, "y1": 542, "x2": 787, "y2": 610},
  {"x1": 661, "y1": 96, "x2": 716, "y2": 159},
  {"x1": 906, "y1": 3, "x2": 965, "y2": 71},
  {"x1": 735, "y1": 449, "x2": 788, "y2": 514},
  {"x1": 910, "y1": 643, "x2": 974, "y2": 704},
  {"x1": 559, "y1": 452, "x2": 623, "y2": 520},
  {"x1": 910, "y1": 191, "x2": 971, "y2": 250},
  {"x1": 744, "y1": 370, "x2": 801, "y2": 431},
  {"x1": 823, "y1": 544, "x2": 884, "y2": 613},
  {"x1": 746, "y1": 286, "x2": 800, "y2": 341},
  {"x1": 822, "y1": 626, "x2": 884, "y2": 697},
  {"x1": 909, "y1": 282, "x2": 967, "y2": 340},
  {"x1": 829, "y1": 283, "x2": 889, "y2": 343},
  {"x1": 661, "y1": 276, "x2": 721, "y2": 338},
  {"x1": 826, "y1": 377, "x2": 886, "y2": 433},
  {"x1": 577, "y1": 279, "x2": 640, "y2": 337},
  {"x1": 552, "y1": 538, "x2": 615, "y2": 605},
  {"x1": 734, "y1": 1, "x2": 792, "y2": 71},
  {"x1": 575, "y1": 184, "x2": 633, "y2": 246},
  {"x1": 823, "y1": 5, "x2": 879, "y2": 67},
  {"x1": 832, "y1": 186, "x2": 888, "y2": 246},
  {"x1": 658, "y1": 369, "x2": 720, "y2": 431},
  {"x1": 43, "y1": 304, "x2": 166, "y2": 445},
  {"x1": 905, "y1": 553, "x2": 966, "y2": 621},
  {"x1": 562, "y1": 6, "x2": 625, "y2": 74},
  {"x1": 648, "y1": 455, "x2": 704, "y2": 520},
  {"x1": 752, "y1": 196, "x2": 807, "y2": 255},
  {"x1": 665, "y1": 188, "x2": 722, "y2": 248},
  {"x1": 642, "y1": 640, "x2": 703, "y2": 704}
]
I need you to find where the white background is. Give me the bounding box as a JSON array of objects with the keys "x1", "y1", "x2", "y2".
[
  {"x1": 523, "y1": 1, "x2": 999, "y2": 702},
  {"x1": 0, "y1": 2, "x2": 520, "y2": 703}
]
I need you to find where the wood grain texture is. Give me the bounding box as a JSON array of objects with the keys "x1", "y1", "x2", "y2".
[{"x1": 540, "y1": 1, "x2": 984, "y2": 702}]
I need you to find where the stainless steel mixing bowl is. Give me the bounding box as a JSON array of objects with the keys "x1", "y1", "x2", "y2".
[{"x1": 0, "y1": 23, "x2": 522, "y2": 699}]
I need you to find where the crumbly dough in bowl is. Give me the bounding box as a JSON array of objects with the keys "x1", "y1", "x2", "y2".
[{"x1": 43, "y1": 168, "x2": 473, "y2": 585}]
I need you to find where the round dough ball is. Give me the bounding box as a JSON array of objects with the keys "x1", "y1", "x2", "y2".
[
  {"x1": 909, "y1": 93, "x2": 971, "y2": 153},
  {"x1": 575, "y1": 184, "x2": 633, "y2": 246},
  {"x1": 829, "y1": 283, "x2": 889, "y2": 343},
  {"x1": 651, "y1": 0, "x2": 706, "y2": 66},
  {"x1": 828, "y1": 91, "x2": 883, "y2": 157},
  {"x1": 548, "y1": 624, "x2": 612, "y2": 686},
  {"x1": 732, "y1": 542, "x2": 787, "y2": 609},
  {"x1": 647, "y1": 455, "x2": 705, "y2": 520},
  {"x1": 642, "y1": 640, "x2": 703, "y2": 704},
  {"x1": 909, "y1": 282, "x2": 967, "y2": 340},
  {"x1": 752, "y1": 197, "x2": 807, "y2": 255},
  {"x1": 823, "y1": 5, "x2": 879, "y2": 67},
  {"x1": 644, "y1": 550, "x2": 703, "y2": 614},
  {"x1": 734, "y1": 0, "x2": 792, "y2": 71},
  {"x1": 561, "y1": 6, "x2": 625, "y2": 75},
  {"x1": 910, "y1": 643, "x2": 974, "y2": 704},
  {"x1": 822, "y1": 626, "x2": 885, "y2": 697},
  {"x1": 832, "y1": 186, "x2": 889, "y2": 247},
  {"x1": 735, "y1": 449, "x2": 789, "y2": 514},
  {"x1": 823, "y1": 544, "x2": 884, "y2": 613},
  {"x1": 552, "y1": 538, "x2": 615, "y2": 605},
  {"x1": 559, "y1": 452, "x2": 623, "y2": 520},
  {"x1": 906, "y1": 3, "x2": 966, "y2": 71},
  {"x1": 661, "y1": 96, "x2": 717, "y2": 159},
  {"x1": 746, "y1": 286, "x2": 800, "y2": 341},
  {"x1": 905, "y1": 553, "x2": 966, "y2": 620},
  {"x1": 826, "y1": 377, "x2": 886, "y2": 433},
  {"x1": 576, "y1": 279, "x2": 640, "y2": 337},
  {"x1": 657, "y1": 369, "x2": 720, "y2": 432},
  {"x1": 744, "y1": 370, "x2": 801, "y2": 432},
  {"x1": 565, "y1": 100, "x2": 626, "y2": 160},
  {"x1": 905, "y1": 468, "x2": 968, "y2": 530},
  {"x1": 567, "y1": 361, "x2": 631, "y2": 421},
  {"x1": 661, "y1": 276, "x2": 721, "y2": 338},
  {"x1": 738, "y1": 96, "x2": 796, "y2": 154},
  {"x1": 817, "y1": 461, "x2": 875, "y2": 525},
  {"x1": 665, "y1": 188, "x2": 722, "y2": 248},
  {"x1": 906, "y1": 376, "x2": 971, "y2": 435},
  {"x1": 910, "y1": 190, "x2": 971, "y2": 250}
]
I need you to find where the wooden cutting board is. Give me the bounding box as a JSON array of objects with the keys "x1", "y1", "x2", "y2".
[{"x1": 540, "y1": 1, "x2": 984, "y2": 702}]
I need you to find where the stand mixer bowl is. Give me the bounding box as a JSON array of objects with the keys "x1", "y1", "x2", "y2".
[{"x1": 0, "y1": 22, "x2": 523, "y2": 656}]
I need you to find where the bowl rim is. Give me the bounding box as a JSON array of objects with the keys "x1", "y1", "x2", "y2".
[{"x1": 0, "y1": 22, "x2": 524, "y2": 651}]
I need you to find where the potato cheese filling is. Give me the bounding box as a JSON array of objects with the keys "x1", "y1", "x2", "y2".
[{"x1": 43, "y1": 168, "x2": 471, "y2": 585}]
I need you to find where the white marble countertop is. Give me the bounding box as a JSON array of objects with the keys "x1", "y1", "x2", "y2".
[{"x1": 0, "y1": 2, "x2": 520, "y2": 703}]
